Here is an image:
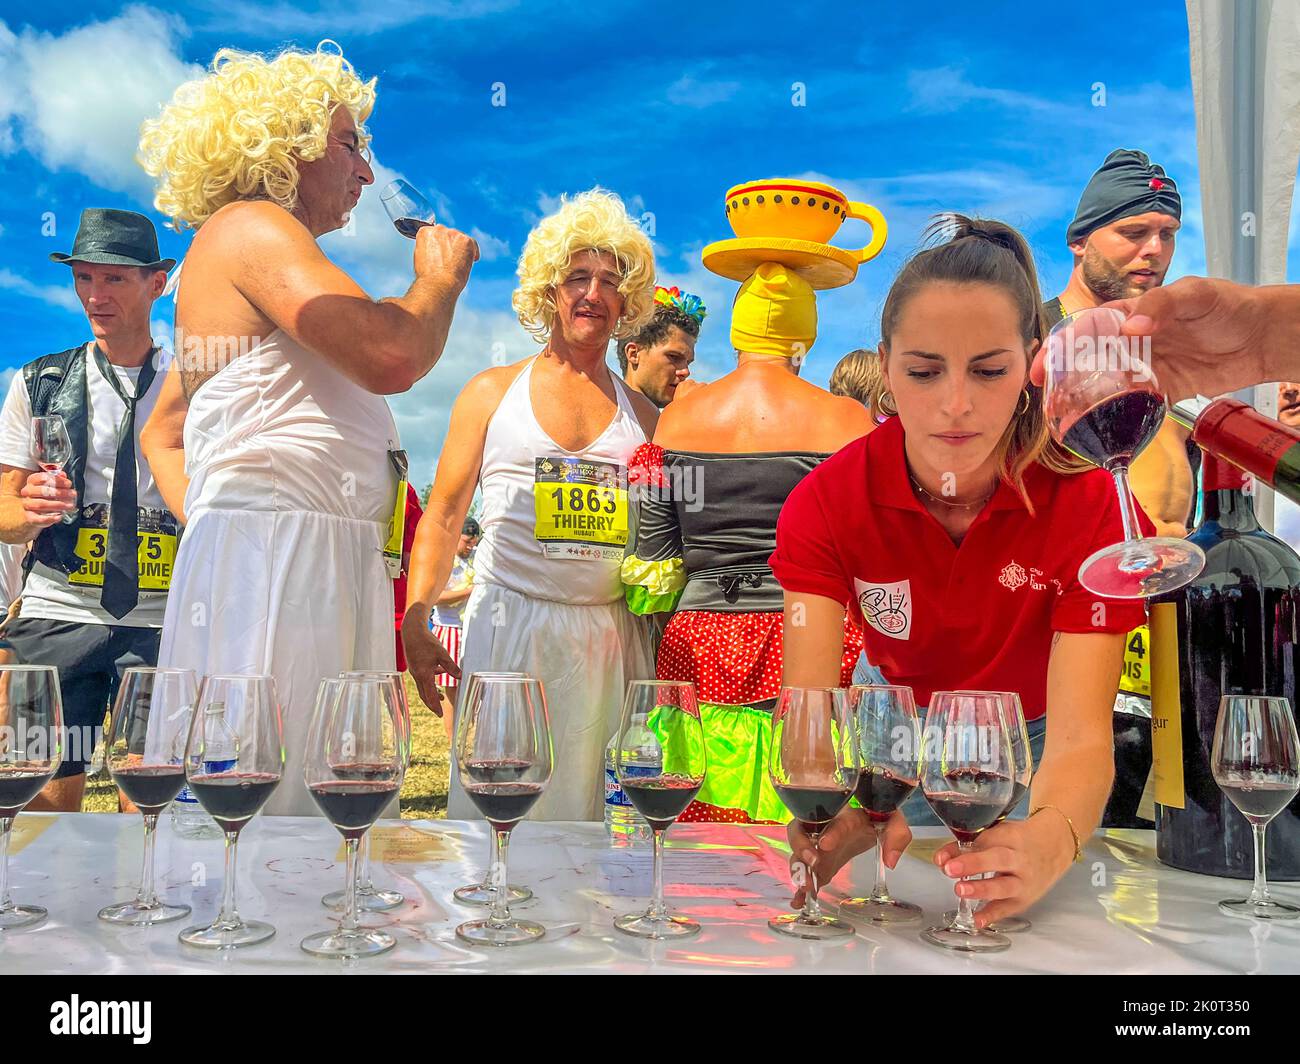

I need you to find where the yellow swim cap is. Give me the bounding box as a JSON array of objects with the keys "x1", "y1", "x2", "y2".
[{"x1": 729, "y1": 262, "x2": 817, "y2": 358}]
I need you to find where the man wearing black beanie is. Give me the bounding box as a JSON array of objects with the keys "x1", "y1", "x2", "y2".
[{"x1": 1045, "y1": 149, "x2": 1188, "y2": 831}]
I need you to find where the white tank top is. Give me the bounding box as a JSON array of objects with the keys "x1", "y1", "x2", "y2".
[{"x1": 473, "y1": 357, "x2": 646, "y2": 605}]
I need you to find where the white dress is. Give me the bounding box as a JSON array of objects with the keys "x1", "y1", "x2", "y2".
[
  {"x1": 157, "y1": 329, "x2": 400, "y2": 816},
  {"x1": 449, "y1": 358, "x2": 654, "y2": 822}
]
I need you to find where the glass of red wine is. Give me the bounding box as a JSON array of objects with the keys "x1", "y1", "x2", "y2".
[
  {"x1": 381, "y1": 179, "x2": 437, "y2": 239},
  {"x1": 613, "y1": 680, "x2": 707, "y2": 939},
  {"x1": 1211, "y1": 694, "x2": 1300, "y2": 920},
  {"x1": 99, "y1": 666, "x2": 197, "y2": 925},
  {"x1": 302, "y1": 675, "x2": 406, "y2": 958},
  {"x1": 1043, "y1": 307, "x2": 1206, "y2": 598},
  {"x1": 769, "y1": 686, "x2": 861, "y2": 940},
  {"x1": 920, "y1": 690, "x2": 1016, "y2": 953},
  {"x1": 841, "y1": 684, "x2": 923, "y2": 924},
  {"x1": 321, "y1": 669, "x2": 411, "y2": 913},
  {"x1": 942, "y1": 690, "x2": 1035, "y2": 933},
  {"x1": 30, "y1": 415, "x2": 75, "y2": 524},
  {"x1": 452, "y1": 671, "x2": 535, "y2": 908},
  {"x1": 0, "y1": 665, "x2": 63, "y2": 931},
  {"x1": 455, "y1": 674, "x2": 552, "y2": 946},
  {"x1": 177, "y1": 674, "x2": 284, "y2": 949}
]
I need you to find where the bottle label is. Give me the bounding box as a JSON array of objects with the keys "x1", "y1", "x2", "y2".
[
  {"x1": 1149, "y1": 601, "x2": 1185, "y2": 809},
  {"x1": 1194, "y1": 399, "x2": 1299, "y2": 487},
  {"x1": 605, "y1": 768, "x2": 632, "y2": 808},
  {"x1": 1118, "y1": 624, "x2": 1151, "y2": 697}
]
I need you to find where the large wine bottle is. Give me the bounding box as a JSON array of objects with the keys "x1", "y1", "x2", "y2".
[{"x1": 1149, "y1": 451, "x2": 1300, "y2": 878}]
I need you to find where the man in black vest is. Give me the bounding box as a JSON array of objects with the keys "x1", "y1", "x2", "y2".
[{"x1": 0, "y1": 208, "x2": 175, "y2": 811}]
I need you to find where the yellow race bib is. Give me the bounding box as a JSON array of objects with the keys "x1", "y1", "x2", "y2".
[
  {"x1": 1119, "y1": 624, "x2": 1151, "y2": 697},
  {"x1": 533, "y1": 456, "x2": 628, "y2": 561},
  {"x1": 67, "y1": 507, "x2": 178, "y2": 592}
]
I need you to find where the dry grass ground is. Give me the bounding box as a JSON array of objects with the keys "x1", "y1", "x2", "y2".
[{"x1": 83, "y1": 673, "x2": 452, "y2": 817}]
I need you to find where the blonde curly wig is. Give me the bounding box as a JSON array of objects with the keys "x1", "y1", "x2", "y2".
[
  {"x1": 512, "y1": 189, "x2": 656, "y2": 343},
  {"x1": 138, "y1": 41, "x2": 376, "y2": 231}
]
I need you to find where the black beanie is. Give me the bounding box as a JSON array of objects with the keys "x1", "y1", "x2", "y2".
[{"x1": 1066, "y1": 149, "x2": 1181, "y2": 245}]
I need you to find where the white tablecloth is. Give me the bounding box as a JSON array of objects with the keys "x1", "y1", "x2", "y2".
[{"x1": 1, "y1": 814, "x2": 1297, "y2": 974}]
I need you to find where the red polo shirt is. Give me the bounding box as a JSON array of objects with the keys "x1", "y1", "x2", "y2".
[{"x1": 769, "y1": 416, "x2": 1151, "y2": 719}]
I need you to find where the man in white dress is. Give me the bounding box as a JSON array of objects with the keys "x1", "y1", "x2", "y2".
[
  {"x1": 138, "y1": 44, "x2": 478, "y2": 815},
  {"x1": 403, "y1": 190, "x2": 659, "y2": 821}
]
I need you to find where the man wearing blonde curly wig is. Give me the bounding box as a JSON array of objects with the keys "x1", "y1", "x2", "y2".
[
  {"x1": 138, "y1": 44, "x2": 478, "y2": 819},
  {"x1": 403, "y1": 189, "x2": 659, "y2": 824}
]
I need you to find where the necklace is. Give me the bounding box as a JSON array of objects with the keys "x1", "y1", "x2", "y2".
[{"x1": 908, "y1": 473, "x2": 994, "y2": 511}]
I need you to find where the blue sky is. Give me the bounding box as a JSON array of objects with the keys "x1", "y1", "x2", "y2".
[{"x1": 0, "y1": 0, "x2": 1289, "y2": 484}]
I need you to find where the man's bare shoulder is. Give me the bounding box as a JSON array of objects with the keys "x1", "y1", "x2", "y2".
[
  {"x1": 193, "y1": 200, "x2": 311, "y2": 259},
  {"x1": 453, "y1": 360, "x2": 532, "y2": 418}
]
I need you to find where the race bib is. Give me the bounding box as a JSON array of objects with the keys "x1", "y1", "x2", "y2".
[
  {"x1": 1119, "y1": 624, "x2": 1151, "y2": 698},
  {"x1": 67, "y1": 506, "x2": 178, "y2": 592},
  {"x1": 533, "y1": 456, "x2": 628, "y2": 561}
]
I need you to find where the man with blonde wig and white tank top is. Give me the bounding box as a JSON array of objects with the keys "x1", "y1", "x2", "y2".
[
  {"x1": 137, "y1": 43, "x2": 479, "y2": 815},
  {"x1": 403, "y1": 189, "x2": 660, "y2": 821}
]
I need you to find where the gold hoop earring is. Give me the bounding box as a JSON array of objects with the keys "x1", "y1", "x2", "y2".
[
  {"x1": 1016, "y1": 388, "x2": 1031, "y2": 415},
  {"x1": 878, "y1": 390, "x2": 898, "y2": 417}
]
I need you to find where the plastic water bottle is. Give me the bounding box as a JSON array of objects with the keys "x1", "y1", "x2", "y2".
[
  {"x1": 170, "y1": 701, "x2": 237, "y2": 840},
  {"x1": 604, "y1": 734, "x2": 652, "y2": 844}
]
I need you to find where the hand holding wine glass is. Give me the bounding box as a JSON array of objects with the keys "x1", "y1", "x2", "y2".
[
  {"x1": 613, "y1": 680, "x2": 707, "y2": 940},
  {"x1": 769, "y1": 686, "x2": 860, "y2": 940},
  {"x1": 178, "y1": 674, "x2": 283, "y2": 950},
  {"x1": 0, "y1": 665, "x2": 63, "y2": 931},
  {"x1": 1043, "y1": 307, "x2": 1205, "y2": 598},
  {"x1": 1212, "y1": 694, "x2": 1300, "y2": 920},
  {"x1": 100, "y1": 667, "x2": 197, "y2": 926},
  {"x1": 28, "y1": 415, "x2": 77, "y2": 526},
  {"x1": 302, "y1": 675, "x2": 407, "y2": 957},
  {"x1": 455, "y1": 675, "x2": 552, "y2": 946}
]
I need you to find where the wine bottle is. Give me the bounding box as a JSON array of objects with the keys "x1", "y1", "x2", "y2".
[
  {"x1": 1149, "y1": 451, "x2": 1300, "y2": 878},
  {"x1": 1169, "y1": 397, "x2": 1300, "y2": 505}
]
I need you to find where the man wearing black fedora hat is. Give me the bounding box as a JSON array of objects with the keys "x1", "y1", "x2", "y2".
[{"x1": 0, "y1": 207, "x2": 176, "y2": 812}]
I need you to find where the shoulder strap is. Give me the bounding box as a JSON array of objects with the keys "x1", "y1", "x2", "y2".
[{"x1": 23, "y1": 346, "x2": 84, "y2": 416}]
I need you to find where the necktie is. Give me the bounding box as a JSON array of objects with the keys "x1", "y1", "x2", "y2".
[{"x1": 93, "y1": 345, "x2": 157, "y2": 620}]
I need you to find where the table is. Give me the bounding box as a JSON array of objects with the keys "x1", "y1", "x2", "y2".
[{"x1": 1, "y1": 814, "x2": 1296, "y2": 974}]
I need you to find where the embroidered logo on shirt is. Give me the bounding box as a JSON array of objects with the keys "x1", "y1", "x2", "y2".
[
  {"x1": 853, "y1": 578, "x2": 912, "y2": 641},
  {"x1": 998, "y1": 561, "x2": 1028, "y2": 591}
]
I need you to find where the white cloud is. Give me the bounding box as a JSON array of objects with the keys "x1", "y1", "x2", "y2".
[
  {"x1": 190, "y1": 0, "x2": 518, "y2": 36},
  {"x1": 469, "y1": 226, "x2": 511, "y2": 261},
  {"x1": 666, "y1": 68, "x2": 743, "y2": 109},
  {"x1": 0, "y1": 268, "x2": 80, "y2": 312}
]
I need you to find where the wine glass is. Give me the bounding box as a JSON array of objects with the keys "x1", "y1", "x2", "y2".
[
  {"x1": 1043, "y1": 307, "x2": 1206, "y2": 598},
  {"x1": 454, "y1": 675, "x2": 552, "y2": 946},
  {"x1": 178, "y1": 674, "x2": 283, "y2": 949},
  {"x1": 30, "y1": 415, "x2": 74, "y2": 524},
  {"x1": 0, "y1": 665, "x2": 63, "y2": 930},
  {"x1": 942, "y1": 690, "x2": 1035, "y2": 933},
  {"x1": 302, "y1": 675, "x2": 407, "y2": 957},
  {"x1": 99, "y1": 667, "x2": 197, "y2": 925},
  {"x1": 841, "y1": 684, "x2": 923, "y2": 924},
  {"x1": 920, "y1": 690, "x2": 1016, "y2": 953},
  {"x1": 320, "y1": 669, "x2": 409, "y2": 912},
  {"x1": 1211, "y1": 694, "x2": 1300, "y2": 920},
  {"x1": 613, "y1": 680, "x2": 707, "y2": 939},
  {"x1": 452, "y1": 671, "x2": 535, "y2": 907},
  {"x1": 769, "y1": 686, "x2": 860, "y2": 940},
  {"x1": 381, "y1": 179, "x2": 437, "y2": 238}
]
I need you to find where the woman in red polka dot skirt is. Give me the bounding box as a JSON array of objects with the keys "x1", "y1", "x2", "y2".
[{"x1": 622, "y1": 266, "x2": 873, "y2": 823}]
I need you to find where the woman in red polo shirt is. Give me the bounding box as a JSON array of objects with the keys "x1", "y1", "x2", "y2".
[{"x1": 769, "y1": 214, "x2": 1150, "y2": 928}]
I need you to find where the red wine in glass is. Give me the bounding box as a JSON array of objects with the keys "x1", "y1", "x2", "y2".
[
  {"x1": 464, "y1": 781, "x2": 545, "y2": 832},
  {"x1": 309, "y1": 780, "x2": 401, "y2": 840},
  {"x1": 996, "y1": 779, "x2": 1030, "y2": 822},
  {"x1": 854, "y1": 768, "x2": 918, "y2": 823},
  {"x1": 0, "y1": 765, "x2": 54, "y2": 819},
  {"x1": 1060, "y1": 390, "x2": 1166, "y2": 469},
  {"x1": 113, "y1": 764, "x2": 187, "y2": 814},
  {"x1": 773, "y1": 782, "x2": 853, "y2": 834},
  {"x1": 188, "y1": 771, "x2": 280, "y2": 833},
  {"x1": 620, "y1": 775, "x2": 702, "y2": 832},
  {"x1": 926, "y1": 769, "x2": 1014, "y2": 843},
  {"x1": 381, "y1": 180, "x2": 437, "y2": 238}
]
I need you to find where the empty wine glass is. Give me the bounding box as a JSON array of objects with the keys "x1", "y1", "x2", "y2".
[
  {"x1": 1212, "y1": 694, "x2": 1300, "y2": 920},
  {"x1": 178, "y1": 674, "x2": 283, "y2": 949},
  {"x1": 1043, "y1": 307, "x2": 1205, "y2": 597},
  {"x1": 613, "y1": 680, "x2": 707, "y2": 939},
  {"x1": 381, "y1": 179, "x2": 437, "y2": 238},
  {"x1": 455, "y1": 675, "x2": 553, "y2": 946},
  {"x1": 841, "y1": 684, "x2": 923, "y2": 924},
  {"x1": 920, "y1": 690, "x2": 1015, "y2": 953},
  {"x1": 452, "y1": 671, "x2": 534, "y2": 907},
  {"x1": 30, "y1": 415, "x2": 74, "y2": 524},
  {"x1": 302, "y1": 675, "x2": 406, "y2": 958},
  {"x1": 320, "y1": 669, "x2": 410, "y2": 912},
  {"x1": 769, "y1": 686, "x2": 860, "y2": 940},
  {"x1": 0, "y1": 665, "x2": 63, "y2": 930},
  {"x1": 99, "y1": 667, "x2": 197, "y2": 925}
]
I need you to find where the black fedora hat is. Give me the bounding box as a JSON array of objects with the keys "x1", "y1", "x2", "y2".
[{"x1": 49, "y1": 208, "x2": 175, "y2": 272}]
